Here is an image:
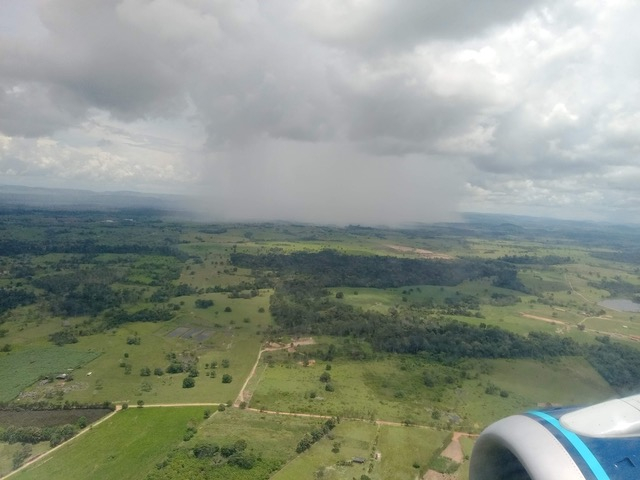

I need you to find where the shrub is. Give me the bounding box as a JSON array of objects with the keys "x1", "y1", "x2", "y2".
[{"x1": 183, "y1": 377, "x2": 195, "y2": 388}]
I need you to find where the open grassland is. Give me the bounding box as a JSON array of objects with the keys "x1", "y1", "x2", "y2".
[
  {"x1": 377, "y1": 425, "x2": 451, "y2": 480},
  {"x1": 18, "y1": 295, "x2": 271, "y2": 405},
  {"x1": 12, "y1": 407, "x2": 204, "y2": 480},
  {"x1": 0, "y1": 442, "x2": 49, "y2": 478},
  {"x1": 146, "y1": 408, "x2": 329, "y2": 480},
  {"x1": 457, "y1": 436, "x2": 477, "y2": 480},
  {"x1": 271, "y1": 421, "x2": 379, "y2": 480},
  {"x1": 271, "y1": 421, "x2": 450, "y2": 480},
  {"x1": 0, "y1": 347, "x2": 101, "y2": 402},
  {"x1": 250, "y1": 354, "x2": 615, "y2": 432}
]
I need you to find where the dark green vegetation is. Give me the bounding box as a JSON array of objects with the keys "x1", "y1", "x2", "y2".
[{"x1": 3, "y1": 207, "x2": 640, "y2": 479}]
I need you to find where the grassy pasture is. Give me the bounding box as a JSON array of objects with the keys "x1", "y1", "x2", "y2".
[
  {"x1": 146, "y1": 408, "x2": 327, "y2": 480},
  {"x1": 13, "y1": 407, "x2": 204, "y2": 480},
  {"x1": 0, "y1": 442, "x2": 49, "y2": 478},
  {"x1": 377, "y1": 425, "x2": 451, "y2": 480},
  {"x1": 0, "y1": 347, "x2": 101, "y2": 402},
  {"x1": 457, "y1": 436, "x2": 477, "y2": 480},
  {"x1": 50, "y1": 297, "x2": 268, "y2": 405},
  {"x1": 271, "y1": 421, "x2": 379, "y2": 480},
  {"x1": 271, "y1": 421, "x2": 450, "y2": 480},
  {"x1": 10, "y1": 292, "x2": 270, "y2": 405},
  {"x1": 251, "y1": 354, "x2": 616, "y2": 432}
]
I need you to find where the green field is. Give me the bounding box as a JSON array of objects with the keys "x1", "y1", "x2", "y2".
[
  {"x1": 250, "y1": 354, "x2": 616, "y2": 430},
  {"x1": 0, "y1": 347, "x2": 101, "y2": 402},
  {"x1": 13, "y1": 407, "x2": 204, "y2": 480}
]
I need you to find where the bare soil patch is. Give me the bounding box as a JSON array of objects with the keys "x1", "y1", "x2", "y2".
[
  {"x1": 520, "y1": 312, "x2": 565, "y2": 326},
  {"x1": 441, "y1": 435, "x2": 464, "y2": 463},
  {"x1": 386, "y1": 244, "x2": 453, "y2": 260},
  {"x1": 422, "y1": 470, "x2": 456, "y2": 480}
]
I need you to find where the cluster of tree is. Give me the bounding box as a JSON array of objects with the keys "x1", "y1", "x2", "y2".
[
  {"x1": 103, "y1": 307, "x2": 174, "y2": 328},
  {"x1": 0, "y1": 400, "x2": 115, "y2": 411},
  {"x1": 591, "y1": 249, "x2": 640, "y2": 265},
  {"x1": 205, "y1": 278, "x2": 275, "y2": 294},
  {"x1": 150, "y1": 283, "x2": 197, "y2": 303},
  {"x1": 0, "y1": 238, "x2": 187, "y2": 259},
  {"x1": 198, "y1": 226, "x2": 228, "y2": 235},
  {"x1": 270, "y1": 281, "x2": 571, "y2": 360},
  {"x1": 267, "y1": 276, "x2": 640, "y2": 392},
  {"x1": 0, "y1": 287, "x2": 37, "y2": 314},
  {"x1": 588, "y1": 278, "x2": 639, "y2": 298},
  {"x1": 49, "y1": 329, "x2": 78, "y2": 346},
  {"x1": 0, "y1": 424, "x2": 77, "y2": 446},
  {"x1": 192, "y1": 439, "x2": 257, "y2": 469},
  {"x1": 194, "y1": 298, "x2": 214, "y2": 309},
  {"x1": 295, "y1": 418, "x2": 337, "y2": 453},
  {"x1": 489, "y1": 292, "x2": 521, "y2": 306},
  {"x1": 231, "y1": 250, "x2": 527, "y2": 292},
  {"x1": 12, "y1": 444, "x2": 31, "y2": 470},
  {"x1": 499, "y1": 255, "x2": 572, "y2": 265},
  {"x1": 33, "y1": 270, "x2": 138, "y2": 317},
  {"x1": 586, "y1": 339, "x2": 640, "y2": 393}
]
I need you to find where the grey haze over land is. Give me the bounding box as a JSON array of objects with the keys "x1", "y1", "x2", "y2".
[{"x1": 1, "y1": 0, "x2": 640, "y2": 224}]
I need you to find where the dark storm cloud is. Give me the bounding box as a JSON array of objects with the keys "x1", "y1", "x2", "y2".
[
  {"x1": 2, "y1": 0, "x2": 640, "y2": 223},
  {"x1": 295, "y1": 0, "x2": 544, "y2": 53},
  {"x1": 0, "y1": 0, "x2": 189, "y2": 136}
]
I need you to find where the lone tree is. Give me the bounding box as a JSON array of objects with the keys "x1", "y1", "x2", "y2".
[
  {"x1": 222, "y1": 374, "x2": 233, "y2": 384},
  {"x1": 183, "y1": 377, "x2": 195, "y2": 388}
]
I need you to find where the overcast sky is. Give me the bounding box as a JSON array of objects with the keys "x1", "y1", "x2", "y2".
[{"x1": 1, "y1": 0, "x2": 640, "y2": 224}]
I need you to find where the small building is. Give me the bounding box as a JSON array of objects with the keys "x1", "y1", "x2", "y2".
[{"x1": 352, "y1": 457, "x2": 366, "y2": 464}]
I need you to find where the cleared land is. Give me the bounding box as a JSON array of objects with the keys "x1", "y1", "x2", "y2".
[{"x1": 11, "y1": 407, "x2": 204, "y2": 480}]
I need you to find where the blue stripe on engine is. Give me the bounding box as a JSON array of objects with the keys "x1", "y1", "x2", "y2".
[{"x1": 529, "y1": 410, "x2": 610, "y2": 480}]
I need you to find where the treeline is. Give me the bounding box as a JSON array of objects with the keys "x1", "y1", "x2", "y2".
[
  {"x1": 591, "y1": 250, "x2": 640, "y2": 265},
  {"x1": 231, "y1": 250, "x2": 526, "y2": 292},
  {"x1": 0, "y1": 400, "x2": 115, "y2": 411},
  {"x1": 0, "y1": 239, "x2": 187, "y2": 259},
  {"x1": 588, "y1": 278, "x2": 639, "y2": 298},
  {"x1": 295, "y1": 417, "x2": 337, "y2": 453},
  {"x1": 0, "y1": 288, "x2": 36, "y2": 314},
  {"x1": 0, "y1": 424, "x2": 77, "y2": 446},
  {"x1": 269, "y1": 279, "x2": 577, "y2": 360},
  {"x1": 269, "y1": 279, "x2": 640, "y2": 392},
  {"x1": 103, "y1": 307, "x2": 175, "y2": 328},
  {"x1": 499, "y1": 254, "x2": 572, "y2": 265},
  {"x1": 587, "y1": 339, "x2": 640, "y2": 392}
]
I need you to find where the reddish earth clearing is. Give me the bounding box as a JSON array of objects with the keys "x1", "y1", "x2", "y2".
[{"x1": 386, "y1": 244, "x2": 453, "y2": 260}]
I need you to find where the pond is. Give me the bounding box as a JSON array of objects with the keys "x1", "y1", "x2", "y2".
[{"x1": 598, "y1": 298, "x2": 640, "y2": 312}]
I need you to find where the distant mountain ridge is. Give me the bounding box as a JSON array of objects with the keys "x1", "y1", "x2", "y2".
[{"x1": 0, "y1": 184, "x2": 189, "y2": 211}]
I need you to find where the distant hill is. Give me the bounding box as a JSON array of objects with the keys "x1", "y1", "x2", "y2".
[{"x1": 0, "y1": 184, "x2": 189, "y2": 211}]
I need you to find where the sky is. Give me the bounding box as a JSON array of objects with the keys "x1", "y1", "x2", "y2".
[{"x1": 1, "y1": 0, "x2": 640, "y2": 224}]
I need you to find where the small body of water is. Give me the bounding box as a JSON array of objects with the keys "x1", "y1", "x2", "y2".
[{"x1": 598, "y1": 298, "x2": 640, "y2": 312}]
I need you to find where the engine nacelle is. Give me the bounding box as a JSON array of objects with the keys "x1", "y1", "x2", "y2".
[{"x1": 470, "y1": 394, "x2": 640, "y2": 479}]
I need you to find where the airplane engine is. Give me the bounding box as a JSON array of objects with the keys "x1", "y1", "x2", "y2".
[{"x1": 469, "y1": 394, "x2": 640, "y2": 480}]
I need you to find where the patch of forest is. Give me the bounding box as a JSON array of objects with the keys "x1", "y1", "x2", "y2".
[
  {"x1": 231, "y1": 250, "x2": 527, "y2": 291},
  {"x1": 498, "y1": 254, "x2": 572, "y2": 265},
  {"x1": 268, "y1": 279, "x2": 640, "y2": 393}
]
